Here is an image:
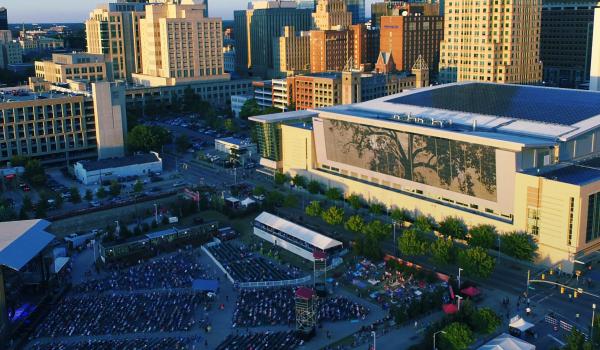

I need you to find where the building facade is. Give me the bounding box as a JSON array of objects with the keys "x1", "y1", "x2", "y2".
[
  {"x1": 310, "y1": 30, "x2": 354, "y2": 73},
  {"x1": 540, "y1": 0, "x2": 599, "y2": 89},
  {"x1": 371, "y1": 1, "x2": 440, "y2": 28},
  {"x1": 34, "y1": 53, "x2": 112, "y2": 84},
  {"x1": 86, "y1": 2, "x2": 146, "y2": 82},
  {"x1": 439, "y1": 0, "x2": 543, "y2": 84},
  {"x1": 234, "y1": 1, "x2": 312, "y2": 79},
  {"x1": 74, "y1": 152, "x2": 162, "y2": 185},
  {"x1": 231, "y1": 94, "x2": 253, "y2": 117},
  {"x1": 379, "y1": 5, "x2": 443, "y2": 76},
  {"x1": 274, "y1": 82, "x2": 600, "y2": 271},
  {"x1": 0, "y1": 82, "x2": 126, "y2": 165},
  {"x1": 273, "y1": 26, "x2": 311, "y2": 77},
  {"x1": 0, "y1": 8, "x2": 7, "y2": 31},
  {"x1": 132, "y1": 0, "x2": 228, "y2": 86},
  {"x1": 312, "y1": 0, "x2": 352, "y2": 30},
  {"x1": 347, "y1": 0, "x2": 366, "y2": 24}
]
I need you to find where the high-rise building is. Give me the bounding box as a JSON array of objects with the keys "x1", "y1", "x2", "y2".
[
  {"x1": 350, "y1": 24, "x2": 380, "y2": 71},
  {"x1": 201, "y1": 0, "x2": 209, "y2": 17},
  {"x1": 132, "y1": 0, "x2": 228, "y2": 86},
  {"x1": 0, "y1": 81, "x2": 126, "y2": 164},
  {"x1": 86, "y1": 2, "x2": 146, "y2": 82},
  {"x1": 234, "y1": 1, "x2": 312, "y2": 78},
  {"x1": 540, "y1": 0, "x2": 599, "y2": 89},
  {"x1": 273, "y1": 26, "x2": 311, "y2": 77},
  {"x1": 0, "y1": 7, "x2": 7, "y2": 31},
  {"x1": 371, "y1": 1, "x2": 440, "y2": 28},
  {"x1": 34, "y1": 53, "x2": 113, "y2": 83},
  {"x1": 439, "y1": 0, "x2": 543, "y2": 84},
  {"x1": 346, "y1": 0, "x2": 365, "y2": 24},
  {"x1": 312, "y1": 0, "x2": 352, "y2": 30},
  {"x1": 310, "y1": 29, "x2": 354, "y2": 72},
  {"x1": 379, "y1": 3, "x2": 443, "y2": 77},
  {"x1": 296, "y1": 0, "x2": 316, "y2": 10},
  {"x1": 592, "y1": 8, "x2": 600, "y2": 91}
]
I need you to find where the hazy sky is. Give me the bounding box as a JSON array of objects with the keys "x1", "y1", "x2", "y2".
[{"x1": 3, "y1": 0, "x2": 376, "y2": 23}]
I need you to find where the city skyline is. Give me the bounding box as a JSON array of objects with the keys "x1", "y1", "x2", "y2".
[{"x1": 1, "y1": 0, "x2": 377, "y2": 23}]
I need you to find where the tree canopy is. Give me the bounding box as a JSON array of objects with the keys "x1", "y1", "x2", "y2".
[
  {"x1": 500, "y1": 231, "x2": 538, "y2": 262},
  {"x1": 321, "y1": 206, "x2": 345, "y2": 225},
  {"x1": 398, "y1": 228, "x2": 429, "y2": 257},
  {"x1": 468, "y1": 224, "x2": 497, "y2": 249},
  {"x1": 457, "y1": 247, "x2": 495, "y2": 278},
  {"x1": 127, "y1": 125, "x2": 171, "y2": 153}
]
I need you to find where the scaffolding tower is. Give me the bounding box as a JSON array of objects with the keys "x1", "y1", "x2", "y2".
[
  {"x1": 313, "y1": 250, "x2": 327, "y2": 297},
  {"x1": 295, "y1": 286, "x2": 316, "y2": 340}
]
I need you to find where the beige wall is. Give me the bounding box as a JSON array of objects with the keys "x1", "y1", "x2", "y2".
[
  {"x1": 313, "y1": 0, "x2": 352, "y2": 30},
  {"x1": 92, "y1": 82, "x2": 126, "y2": 159},
  {"x1": 280, "y1": 116, "x2": 600, "y2": 271},
  {"x1": 439, "y1": 0, "x2": 543, "y2": 84}
]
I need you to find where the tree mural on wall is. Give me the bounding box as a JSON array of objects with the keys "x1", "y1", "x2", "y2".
[{"x1": 325, "y1": 119, "x2": 497, "y2": 200}]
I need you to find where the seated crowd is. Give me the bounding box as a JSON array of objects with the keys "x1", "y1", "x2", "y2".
[
  {"x1": 207, "y1": 243, "x2": 304, "y2": 283},
  {"x1": 72, "y1": 250, "x2": 212, "y2": 293},
  {"x1": 232, "y1": 288, "x2": 369, "y2": 328},
  {"x1": 28, "y1": 336, "x2": 201, "y2": 350},
  {"x1": 216, "y1": 331, "x2": 300, "y2": 350},
  {"x1": 33, "y1": 291, "x2": 202, "y2": 338}
]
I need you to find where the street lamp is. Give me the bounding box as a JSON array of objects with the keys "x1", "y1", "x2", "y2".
[
  {"x1": 371, "y1": 331, "x2": 376, "y2": 350},
  {"x1": 154, "y1": 203, "x2": 158, "y2": 223},
  {"x1": 456, "y1": 295, "x2": 463, "y2": 311},
  {"x1": 458, "y1": 267, "x2": 464, "y2": 289},
  {"x1": 593, "y1": 303, "x2": 597, "y2": 344},
  {"x1": 392, "y1": 220, "x2": 397, "y2": 256},
  {"x1": 433, "y1": 330, "x2": 446, "y2": 350}
]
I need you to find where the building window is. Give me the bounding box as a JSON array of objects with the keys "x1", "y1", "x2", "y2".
[{"x1": 587, "y1": 193, "x2": 600, "y2": 242}]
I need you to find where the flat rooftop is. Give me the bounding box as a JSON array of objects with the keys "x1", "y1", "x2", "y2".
[
  {"x1": 0, "y1": 88, "x2": 86, "y2": 103},
  {"x1": 538, "y1": 157, "x2": 600, "y2": 186},
  {"x1": 78, "y1": 153, "x2": 160, "y2": 171},
  {"x1": 215, "y1": 137, "x2": 254, "y2": 147},
  {"x1": 388, "y1": 83, "x2": 600, "y2": 126},
  {"x1": 334, "y1": 82, "x2": 600, "y2": 142}
]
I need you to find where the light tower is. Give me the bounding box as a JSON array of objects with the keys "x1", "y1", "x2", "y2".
[
  {"x1": 295, "y1": 286, "x2": 316, "y2": 340},
  {"x1": 313, "y1": 250, "x2": 328, "y2": 297}
]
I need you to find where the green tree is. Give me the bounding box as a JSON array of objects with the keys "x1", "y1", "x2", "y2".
[
  {"x1": 24, "y1": 159, "x2": 46, "y2": 186},
  {"x1": 564, "y1": 328, "x2": 592, "y2": 350},
  {"x1": 468, "y1": 224, "x2": 497, "y2": 249},
  {"x1": 133, "y1": 180, "x2": 144, "y2": 193},
  {"x1": 398, "y1": 228, "x2": 428, "y2": 257},
  {"x1": 253, "y1": 186, "x2": 266, "y2": 196},
  {"x1": 292, "y1": 174, "x2": 307, "y2": 188},
  {"x1": 109, "y1": 181, "x2": 121, "y2": 196},
  {"x1": 224, "y1": 118, "x2": 239, "y2": 133},
  {"x1": 431, "y1": 237, "x2": 455, "y2": 265},
  {"x1": 364, "y1": 220, "x2": 391, "y2": 239},
  {"x1": 345, "y1": 215, "x2": 365, "y2": 233},
  {"x1": 307, "y1": 180, "x2": 322, "y2": 194},
  {"x1": 274, "y1": 171, "x2": 290, "y2": 186},
  {"x1": 22, "y1": 195, "x2": 33, "y2": 212},
  {"x1": 69, "y1": 187, "x2": 81, "y2": 203},
  {"x1": 440, "y1": 322, "x2": 474, "y2": 350},
  {"x1": 458, "y1": 247, "x2": 496, "y2": 278},
  {"x1": 18, "y1": 206, "x2": 28, "y2": 220},
  {"x1": 500, "y1": 231, "x2": 538, "y2": 262},
  {"x1": 239, "y1": 99, "x2": 263, "y2": 119},
  {"x1": 305, "y1": 201, "x2": 322, "y2": 217},
  {"x1": 321, "y1": 206, "x2": 344, "y2": 225},
  {"x1": 325, "y1": 187, "x2": 343, "y2": 202},
  {"x1": 175, "y1": 134, "x2": 191, "y2": 153},
  {"x1": 34, "y1": 200, "x2": 47, "y2": 219},
  {"x1": 390, "y1": 208, "x2": 411, "y2": 224},
  {"x1": 0, "y1": 206, "x2": 16, "y2": 222},
  {"x1": 471, "y1": 308, "x2": 501, "y2": 334},
  {"x1": 439, "y1": 217, "x2": 467, "y2": 240},
  {"x1": 84, "y1": 189, "x2": 93, "y2": 201},
  {"x1": 96, "y1": 186, "x2": 107, "y2": 199},
  {"x1": 347, "y1": 193, "x2": 364, "y2": 211},
  {"x1": 265, "y1": 191, "x2": 285, "y2": 207},
  {"x1": 127, "y1": 125, "x2": 171, "y2": 153},
  {"x1": 414, "y1": 215, "x2": 435, "y2": 233},
  {"x1": 369, "y1": 202, "x2": 386, "y2": 215},
  {"x1": 10, "y1": 155, "x2": 28, "y2": 167},
  {"x1": 284, "y1": 194, "x2": 299, "y2": 208}
]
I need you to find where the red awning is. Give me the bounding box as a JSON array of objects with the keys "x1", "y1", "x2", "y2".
[
  {"x1": 313, "y1": 250, "x2": 327, "y2": 260},
  {"x1": 296, "y1": 286, "x2": 315, "y2": 300},
  {"x1": 443, "y1": 304, "x2": 458, "y2": 314},
  {"x1": 461, "y1": 286, "x2": 481, "y2": 297}
]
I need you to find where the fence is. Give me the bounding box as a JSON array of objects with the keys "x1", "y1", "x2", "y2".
[
  {"x1": 545, "y1": 313, "x2": 588, "y2": 340},
  {"x1": 202, "y1": 239, "x2": 312, "y2": 289}
]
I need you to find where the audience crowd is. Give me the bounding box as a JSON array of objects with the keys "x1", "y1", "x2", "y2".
[
  {"x1": 207, "y1": 243, "x2": 304, "y2": 283},
  {"x1": 33, "y1": 292, "x2": 202, "y2": 338},
  {"x1": 216, "y1": 331, "x2": 301, "y2": 350},
  {"x1": 232, "y1": 288, "x2": 369, "y2": 328},
  {"x1": 72, "y1": 250, "x2": 212, "y2": 293},
  {"x1": 29, "y1": 336, "x2": 202, "y2": 350}
]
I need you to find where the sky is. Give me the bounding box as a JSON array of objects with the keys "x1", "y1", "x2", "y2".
[{"x1": 3, "y1": 0, "x2": 376, "y2": 23}]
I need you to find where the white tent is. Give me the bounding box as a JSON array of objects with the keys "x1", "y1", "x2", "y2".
[
  {"x1": 509, "y1": 316, "x2": 534, "y2": 332},
  {"x1": 241, "y1": 197, "x2": 256, "y2": 207},
  {"x1": 478, "y1": 333, "x2": 535, "y2": 350}
]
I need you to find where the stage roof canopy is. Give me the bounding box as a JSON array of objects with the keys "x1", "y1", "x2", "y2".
[{"x1": 0, "y1": 219, "x2": 55, "y2": 271}]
